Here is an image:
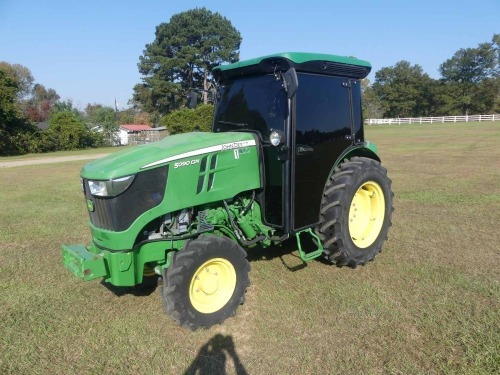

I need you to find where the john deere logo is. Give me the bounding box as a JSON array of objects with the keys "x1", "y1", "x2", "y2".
[{"x1": 87, "y1": 199, "x2": 94, "y2": 212}]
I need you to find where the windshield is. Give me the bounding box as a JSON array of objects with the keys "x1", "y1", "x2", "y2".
[{"x1": 213, "y1": 75, "x2": 287, "y2": 138}]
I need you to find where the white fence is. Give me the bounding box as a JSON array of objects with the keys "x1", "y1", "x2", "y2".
[{"x1": 365, "y1": 114, "x2": 500, "y2": 125}]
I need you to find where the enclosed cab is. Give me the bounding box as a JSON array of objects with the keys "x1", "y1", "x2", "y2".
[
  {"x1": 213, "y1": 53, "x2": 378, "y2": 231},
  {"x1": 63, "y1": 52, "x2": 393, "y2": 329}
]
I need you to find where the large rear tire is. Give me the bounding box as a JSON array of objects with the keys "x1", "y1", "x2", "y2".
[
  {"x1": 161, "y1": 236, "x2": 250, "y2": 330},
  {"x1": 317, "y1": 157, "x2": 394, "y2": 267}
]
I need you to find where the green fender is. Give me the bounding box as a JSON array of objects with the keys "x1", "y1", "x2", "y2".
[{"x1": 330, "y1": 141, "x2": 381, "y2": 176}]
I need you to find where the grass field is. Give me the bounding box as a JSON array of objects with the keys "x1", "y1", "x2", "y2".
[
  {"x1": 1, "y1": 122, "x2": 499, "y2": 374},
  {"x1": 0, "y1": 146, "x2": 122, "y2": 161}
]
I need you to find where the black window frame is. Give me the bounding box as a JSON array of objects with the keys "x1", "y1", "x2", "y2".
[{"x1": 212, "y1": 74, "x2": 288, "y2": 139}]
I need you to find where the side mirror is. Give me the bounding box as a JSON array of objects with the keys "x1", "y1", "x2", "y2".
[
  {"x1": 282, "y1": 68, "x2": 298, "y2": 99},
  {"x1": 187, "y1": 92, "x2": 198, "y2": 109}
]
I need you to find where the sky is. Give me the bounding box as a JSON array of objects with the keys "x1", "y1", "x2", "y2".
[{"x1": 0, "y1": 0, "x2": 498, "y2": 110}]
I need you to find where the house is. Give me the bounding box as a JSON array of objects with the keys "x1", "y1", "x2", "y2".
[
  {"x1": 119, "y1": 124, "x2": 158, "y2": 145},
  {"x1": 90, "y1": 124, "x2": 168, "y2": 146},
  {"x1": 119, "y1": 124, "x2": 152, "y2": 145},
  {"x1": 118, "y1": 124, "x2": 169, "y2": 145},
  {"x1": 143, "y1": 126, "x2": 168, "y2": 143}
]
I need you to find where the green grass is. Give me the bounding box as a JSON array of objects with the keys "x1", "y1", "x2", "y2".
[{"x1": 1, "y1": 121, "x2": 499, "y2": 374}]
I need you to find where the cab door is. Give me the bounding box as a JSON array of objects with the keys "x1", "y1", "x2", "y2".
[{"x1": 292, "y1": 74, "x2": 355, "y2": 230}]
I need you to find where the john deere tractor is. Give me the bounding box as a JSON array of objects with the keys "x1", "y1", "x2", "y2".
[{"x1": 63, "y1": 52, "x2": 393, "y2": 329}]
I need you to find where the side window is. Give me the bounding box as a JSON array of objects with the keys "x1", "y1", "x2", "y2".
[
  {"x1": 350, "y1": 80, "x2": 364, "y2": 142},
  {"x1": 214, "y1": 75, "x2": 286, "y2": 138},
  {"x1": 295, "y1": 74, "x2": 351, "y2": 146}
]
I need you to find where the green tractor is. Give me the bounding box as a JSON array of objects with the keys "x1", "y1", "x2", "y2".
[{"x1": 63, "y1": 52, "x2": 393, "y2": 329}]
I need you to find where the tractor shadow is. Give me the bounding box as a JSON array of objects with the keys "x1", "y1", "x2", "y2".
[
  {"x1": 246, "y1": 236, "x2": 329, "y2": 272},
  {"x1": 100, "y1": 275, "x2": 160, "y2": 297},
  {"x1": 183, "y1": 334, "x2": 248, "y2": 375}
]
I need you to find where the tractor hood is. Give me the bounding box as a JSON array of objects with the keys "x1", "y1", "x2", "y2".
[{"x1": 81, "y1": 131, "x2": 257, "y2": 180}]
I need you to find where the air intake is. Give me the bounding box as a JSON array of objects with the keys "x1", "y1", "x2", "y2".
[{"x1": 321, "y1": 62, "x2": 370, "y2": 78}]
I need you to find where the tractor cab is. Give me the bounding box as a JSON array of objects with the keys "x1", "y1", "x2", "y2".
[{"x1": 212, "y1": 53, "x2": 376, "y2": 234}]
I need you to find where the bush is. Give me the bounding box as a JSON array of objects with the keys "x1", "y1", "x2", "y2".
[
  {"x1": 1, "y1": 129, "x2": 32, "y2": 156},
  {"x1": 160, "y1": 104, "x2": 214, "y2": 134},
  {"x1": 46, "y1": 111, "x2": 87, "y2": 150},
  {"x1": 22, "y1": 111, "x2": 109, "y2": 153}
]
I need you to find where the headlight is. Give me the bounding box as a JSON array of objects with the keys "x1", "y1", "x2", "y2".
[
  {"x1": 269, "y1": 129, "x2": 285, "y2": 146},
  {"x1": 87, "y1": 175, "x2": 135, "y2": 197}
]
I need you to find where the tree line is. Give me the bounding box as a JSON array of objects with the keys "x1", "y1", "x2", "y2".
[
  {"x1": 1, "y1": 6, "x2": 498, "y2": 156},
  {"x1": 131, "y1": 9, "x2": 498, "y2": 121},
  {"x1": 363, "y1": 34, "x2": 500, "y2": 119},
  {"x1": 0, "y1": 62, "x2": 156, "y2": 156}
]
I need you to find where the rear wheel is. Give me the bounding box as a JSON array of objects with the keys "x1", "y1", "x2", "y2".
[
  {"x1": 317, "y1": 157, "x2": 393, "y2": 267},
  {"x1": 161, "y1": 236, "x2": 250, "y2": 330}
]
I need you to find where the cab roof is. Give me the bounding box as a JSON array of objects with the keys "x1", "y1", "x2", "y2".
[{"x1": 213, "y1": 52, "x2": 371, "y2": 81}]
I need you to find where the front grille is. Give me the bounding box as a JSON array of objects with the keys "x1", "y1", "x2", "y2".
[{"x1": 84, "y1": 166, "x2": 168, "y2": 231}]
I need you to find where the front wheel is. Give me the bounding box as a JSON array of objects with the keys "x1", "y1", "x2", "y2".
[
  {"x1": 161, "y1": 236, "x2": 250, "y2": 330},
  {"x1": 317, "y1": 157, "x2": 394, "y2": 267}
]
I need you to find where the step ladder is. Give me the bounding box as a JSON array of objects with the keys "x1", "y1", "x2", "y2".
[{"x1": 295, "y1": 228, "x2": 324, "y2": 262}]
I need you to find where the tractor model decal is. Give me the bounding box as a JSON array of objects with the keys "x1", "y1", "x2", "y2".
[
  {"x1": 141, "y1": 140, "x2": 256, "y2": 169},
  {"x1": 174, "y1": 159, "x2": 200, "y2": 169},
  {"x1": 221, "y1": 141, "x2": 253, "y2": 150}
]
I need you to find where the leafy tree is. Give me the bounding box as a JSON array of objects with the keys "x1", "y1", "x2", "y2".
[
  {"x1": 439, "y1": 34, "x2": 499, "y2": 114},
  {"x1": 440, "y1": 41, "x2": 497, "y2": 83},
  {"x1": 0, "y1": 67, "x2": 36, "y2": 155},
  {"x1": 115, "y1": 108, "x2": 154, "y2": 125},
  {"x1": 0, "y1": 68, "x2": 21, "y2": 127},
  {"x1": 52, "y1": 99, "x2": 84, "y2": 119},
  {"x1": 85, "y1": 104, "x2": 116, "y2": 129},
  {"x1": 25, "y1": 83, "x2": 60, "y2": 122},
  {"x1": 133, "y1": 8, "x2": 241, "y2": 116},
  {"x1": 0, "y1": 62, "x2": 34, "y2": 102},
  {"x1": 160, "y1": 104, "x2": 214, "y2": 134},
  {"x1": 361, "y1": 79, "x2": 383, "y2": 119},
  {"x1": 0, "y1": 62, "x2": 61, "y2": 123},
  {"x1": 133, "y1": 112, "x2": 153, "y2": 125},
  {"x1": 83, "y1": 104, "x2": 118, "y2": 145},
  {"x1": 0, "y1": 63, "x2": 109, "y2": 155},
  {"x1": 372, "y1": 61, "x2": 436, "y2": 118},
  {"x1": 116, "y1": 108, "x2": 136, "y2": 124}
]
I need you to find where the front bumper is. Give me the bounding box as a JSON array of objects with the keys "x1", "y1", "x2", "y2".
[
  {"x1": 62, "y1": 244, "x2": 108, "y2": 281},
  {"x1": 62, "y1": 241, "x2": 171, "y2": 286}
]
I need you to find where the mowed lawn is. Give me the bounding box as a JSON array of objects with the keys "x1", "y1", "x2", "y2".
[{"x1": 1, "y1": 122, "x2": 499, "y2": 374}]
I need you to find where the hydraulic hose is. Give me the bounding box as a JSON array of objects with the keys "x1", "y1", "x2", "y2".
[{"x1": 223, "y1": 200, "x2": 266, "y2": 246}]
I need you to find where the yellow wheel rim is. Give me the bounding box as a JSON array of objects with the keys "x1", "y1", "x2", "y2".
[
  {"x1": 348, "y1": 181, "x2": 385, "y2": 248},
  {"x1": 189, "y1": 258, "x2": 237, "y2": 314}
]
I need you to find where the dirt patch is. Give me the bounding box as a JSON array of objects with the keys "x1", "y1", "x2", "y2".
[{"x1": 0, "y1": 154, "x2": 110, "y2": 168}]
